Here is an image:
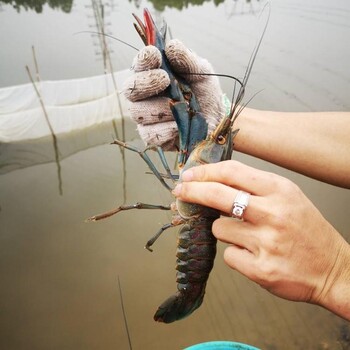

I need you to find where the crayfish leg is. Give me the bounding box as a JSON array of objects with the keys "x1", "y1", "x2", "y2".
[
  {"x1": 86, "y1": 202, "x2": 171, "y2": 222},
  {"x1": 145, "y1": 214, "x2": 184, "y2": 252}
]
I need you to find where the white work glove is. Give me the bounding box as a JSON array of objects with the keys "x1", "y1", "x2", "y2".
[{"x1": 123, "y1": 39, "x2": 226, "y2": 151}]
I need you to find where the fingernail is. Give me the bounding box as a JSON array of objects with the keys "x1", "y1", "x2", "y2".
[
  {"x1": 181, "y1": 169, "x2": 193, "y2": 182},
  {"x1": 172, "y1": 184, "x2": 182, "y2": 196}
]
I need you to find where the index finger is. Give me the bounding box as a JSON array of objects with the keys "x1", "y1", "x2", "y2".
[
  {"x1": 180, "y1": 160, "x2": 280, "y2": 196},
  {"x1": 123, "y1": 70, "x2": 170, "y2": 102},
  {"x1": 133, "y1": 45, "x2": 162, "y2": 72},
  {"x1": 174, "y1": 181, "x2": 266, "y2": 223}
]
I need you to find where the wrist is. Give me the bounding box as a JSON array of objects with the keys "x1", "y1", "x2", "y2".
[
  {"x1": 313, "y1": 238, "x2": 350, "y2": 320},
  {"x1": 232, "y1": 107, "x2": 266, "y2": 153}
]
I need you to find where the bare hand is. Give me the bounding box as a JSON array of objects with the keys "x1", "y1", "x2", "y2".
[{"x1": 172, "y1": 160, "x2": 350, "y2": 320}]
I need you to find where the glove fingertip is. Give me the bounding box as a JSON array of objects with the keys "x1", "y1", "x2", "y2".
[
  {"x1": 137, "y1": 122, "x2": 179, "y2": 151},
  {"x1": 133, "y1": 46, "x2": 162, "y2": 72},
  {"x1": 123, "y1": 70, "x2": 170, "y2": 102},
  {"x1": 165, "y1": 40, "x2": 213, "y2": 81}
]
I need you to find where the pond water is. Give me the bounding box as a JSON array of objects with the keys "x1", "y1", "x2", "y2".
[{"x1": 1, "y1": 0, "x2": 350, "y2": 349}]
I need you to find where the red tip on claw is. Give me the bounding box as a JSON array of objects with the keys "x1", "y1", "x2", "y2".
[{"x1": 143, "y1": 8, "x2": 156, "y2": 45}]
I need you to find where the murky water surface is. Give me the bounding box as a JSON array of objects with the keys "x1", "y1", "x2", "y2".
[{"x1": 1, "y1": 0, "x2": 350, "y2": 349}]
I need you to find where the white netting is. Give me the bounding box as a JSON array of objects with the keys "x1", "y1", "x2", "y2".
[{"x1": 0, "y1": 70, "x2": 131, "y2": 142}]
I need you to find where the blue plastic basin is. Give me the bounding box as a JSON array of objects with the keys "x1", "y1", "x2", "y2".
[{"x1": 184, "y1": 341, "x2": 261, "y2": 350}]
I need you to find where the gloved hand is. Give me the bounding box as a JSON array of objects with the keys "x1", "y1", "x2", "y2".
[{"x1": 123, "y1": 39, "x2": 227, "y2": 151}]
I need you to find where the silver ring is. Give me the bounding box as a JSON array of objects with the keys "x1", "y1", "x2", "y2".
[{"x1": 231, "y1": 190, "x2": 250, "y2": 220}]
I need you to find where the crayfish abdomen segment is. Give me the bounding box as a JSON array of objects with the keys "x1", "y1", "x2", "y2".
[
  {"x1": 154, "y1": 216, "x2": 218, "y2": 323},
  {"x1": 176, "y1": 217, "x2": 217, "y2": 284}
]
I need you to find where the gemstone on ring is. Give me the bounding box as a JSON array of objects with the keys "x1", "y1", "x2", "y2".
[{"x1": 231, "y1": 190, "x2": 250, "y2": 220}]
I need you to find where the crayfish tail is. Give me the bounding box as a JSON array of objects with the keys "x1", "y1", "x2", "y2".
[{"x1": 153, "y1": 284, "x2": 206, "y2": 323}]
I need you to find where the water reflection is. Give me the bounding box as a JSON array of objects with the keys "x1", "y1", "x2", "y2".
[
  {"x1": 145, "y1": 0, "x2": 225, "y2": 11},
  {"x1": 146, "y1": 0, "x2": 259, "y2": 11},
  {"x1": 1, "y1": 0, "x2": 73, "y2": 13},
  {"x1": 0, "y1": 0, "x2": 259, "y2": 13}
]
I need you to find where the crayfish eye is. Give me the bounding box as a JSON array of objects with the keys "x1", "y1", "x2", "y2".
[{"x1": 216, "y1": 135, "x2": 226, "y2": 145}]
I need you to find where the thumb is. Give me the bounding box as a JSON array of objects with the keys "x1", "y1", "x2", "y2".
[
  {"x1": 165, "y1": 39, "x2": 214, "y2": 82},
  {"x1": 165, "y1": 39, "x2": 225, "y2": 132}
]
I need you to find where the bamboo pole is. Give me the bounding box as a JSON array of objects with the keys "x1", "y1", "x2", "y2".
[{"x1": 26, "y1": 65, "x2": 63, "y2": 195}]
